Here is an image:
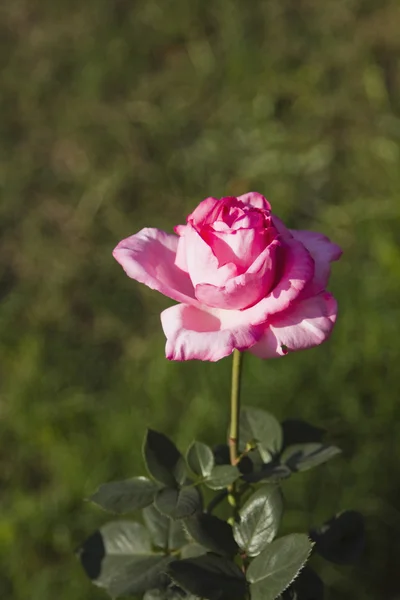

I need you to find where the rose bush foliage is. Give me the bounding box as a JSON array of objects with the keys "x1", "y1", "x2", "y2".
[{"x1": 113, "y1": 192, "x2": 341, "y2": 361}]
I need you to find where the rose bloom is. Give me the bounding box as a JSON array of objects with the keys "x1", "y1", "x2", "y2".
[{"x1": 113, "y1": 193, "x2": 341, "y2": 362}]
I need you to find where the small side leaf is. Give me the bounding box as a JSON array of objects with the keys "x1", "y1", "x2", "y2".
[
  {"x1": 240, "y1": 407, "x2": 283, "y2": 461},
  {"x1": 233, "y1": 485, "x2": 283, "y2": 556},
  {"x1": 243, "y1": 463, "x2": 291, "y2": 484},
  {"x1": 185, "y1": 513, "x2": 238, "y2": 557},
  {"x1": 143, "y1": 429, "x2": 185, "y2": 487},
  {"x1": 143, "y1": 505, "x2": 188, "y2": 551},
  {"x1": 247, "y1": 534, "x2": 313, "y2": 600},
  {"x1": 186, "y1": 442, "x2": 214, "y2": 478},
  {"x1": 310, "y1": 510, "x2": 365, "y2": 565},
  {"x1": 205, "y1": 465, "x2": 240, "y2": 490},
  {"x1": 154, "y1": 487, "x2": 202, "y2": 520},
  {"x1": 77, "y1": 521, "x2": 171, "y2": 597},
  {"x1": 281, "y1": 444, "x2": 341, "y2": 472},
  {"x1": 167, "y1": 553, "x2": 247, "y2": 600},
  {"x1": 89, "y1": 477, "x2": 158, "y2": 514}
]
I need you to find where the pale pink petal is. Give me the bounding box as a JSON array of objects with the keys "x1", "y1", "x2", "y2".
[
  {"x1": 249, "y1": 292, "x2": 338, "y2": 358},
  {"x1": 243, "y1": 238, "x2": 315, "y2": 324},
  {"x1": 231, "y1": 210, "x2": 264, "y2": 230},
  {"x1": 174, "y1": 224, "x2": 187, "y2": 236},
  {"x1": 161, "y1": 304, "x2": 262, "y2": 361},
  {"x1": 184, "y1": 225, "x2": 238, "y2": 287},
  {"x1": 205, "y1": 228, "x2": 267, "y2": 271},
  {"x1": 113, "y1": 228, "x2": 198, "y2": 305},
  {"x1": 211, "y1": 220, "x2": 231, "y2": 232},
  {"x1": 174, "y1": 235, "x2": 188, "y2": 272},
  {"x1": 238, "y1": 192, "x2": 271, "y2": 211},
  {"x1": 194, "y1": 239, "x2": 281, "y2": 310},
  {"x1": 290, "y1": 230, "x2": 342, "y2": 294}
]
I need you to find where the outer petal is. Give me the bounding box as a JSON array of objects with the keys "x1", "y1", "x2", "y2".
[
  {"x1": 290, "y1": 230, "x2": 342, "y2": 294},
  {"x1": 249, "y1": 292, "x2": 338, "y2": 358},
  {"x1": 113, "y1": 228, "x2": 198, "y2": 305},
  {"x1": 194, "y1": 239, "x2": 281, "y2": 310},
  {"x1": 238, "y1": 192, "x2": 271, "y2": 211},
  {"x1": 161, "y1": 303, "x2": 262, "y2": 361},
  {"x1": 175, "y1": 234, "x2": 188, "y2": 272},
  {"x1": 243, "y1": 237, "x2": 315, "y2": 324},
  {"x1": 271, "y1": 214, "x2": 292, "y2": 240}
]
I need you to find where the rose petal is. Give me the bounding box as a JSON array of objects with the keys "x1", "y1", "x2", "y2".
[
  {"x1": 188, "y1": 197, "x2": 223, "y2": 227},
  {"x1": 206, "y1": 227, "x2": 267, "y2": 271},
  {"x1": 174, "y1": 224, "x2": 187, "y2": 236},
  {"x1": 272, "y1": 214, "x2": 293, "y2": 240},
  {"x1": 243, "y1": 237, "x2": 315, "y2": 324},
  {"x1": 290, "y1": 230, "x2": 342, "y2": 294},
  {"x1": 175, "y1": 235, "x2": 188, "y2": 272},
  {"x1": 231, "y1": 210, "x2": 265, "y2": 230},
  {"x1": 238, "y1": 192, "x2": 271, "y2": 211},
  {"x1": 184, "y1": 225, "x2": 238, "y2": 287},
  {"x1": 113, "y1": 228, "x2": 198, "y2": 305},
  {"x1": 161, "y1": 303, "x2": 262, "y2": 361},
  {"x1": 194, "y1": 239, "x2": 281, "y2": 310},
  {"x1": 249, "y1": 292, "x2": 338, "y2": 358}
]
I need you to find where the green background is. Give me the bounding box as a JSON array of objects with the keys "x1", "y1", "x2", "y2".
[{"x1": 1, "y1": 1, "x2": 400, "y2": 598}]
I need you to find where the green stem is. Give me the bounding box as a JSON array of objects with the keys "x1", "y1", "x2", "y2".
[{"x1": 229, "y1": 349, "x2": 243, "y2": 465}]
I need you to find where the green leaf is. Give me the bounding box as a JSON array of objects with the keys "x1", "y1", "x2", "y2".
[
  {"x1": 180, "y1": 543, "x2": 207, "y2": 559},
  {"x1": 281, "y1": 443, "x2": 341, "y2": 472},
  {"x1": 282, "y1": 567, "x2": 324, "y2": 600},
  {"x1": 205, "y1": 465, "x2": 240, "y2": 490},
  {"x1": 143, "y1": 429, "x2": 185, "y2": 487},
  {"x1": 243, "y1": 463, "x2": 291, "y2": 484},
  {"x1": 143, "y1": 589, "x2": 179, "y2": 600},
  {"x1": 247, "y1": 534, "x2": 313, "y2": 600},
  {"x1": 154, "y1": 487, "x2": 202, "y2": 520},
  {"x1": 186, "y1": 441, "x2": 214, "y2": 478},
  {"x1": 143, "y1": 504, "x2": 188, "y2": 550},
  {"x1": 77, "y1": 521, "x2": 171, "y2": 597},
  {"x1": 144, "y1": 587, "x2": 193, "y2": 600},
  {"x1": 89, "y1": 477, "x2": 158, "y2": 514},
  {"x1": 185, "y1": 513, "x2": 238, "y2": 557},
  {"x1": 167, "y1": 553, "x2": 247, "y2": 600},
  {"x1": 240, "y1": 407, "x2": 283, "y2": 461},
  {"x1": 310, "y1": 510, "x2": 365, "y2": 565},
  {"x1": 233, "y1": 485, "x2": 283, "y2": 556}
]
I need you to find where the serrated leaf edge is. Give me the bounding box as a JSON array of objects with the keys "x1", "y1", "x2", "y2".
[
  {"x1": 250, "y1": 537, "x2": 315, "y2": 599},
  {"x1": 87, "y1": 476, "x2": 158, "y2": 513},
  {"x1": 234, "y1": 486, "x2": 283, "y2": 556}
]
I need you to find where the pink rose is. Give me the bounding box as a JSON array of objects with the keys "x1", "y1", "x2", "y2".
[{"x1": 113, "y1": 192, "x2": 341, "y2": 362}]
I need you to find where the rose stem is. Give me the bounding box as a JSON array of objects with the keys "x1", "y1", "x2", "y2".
[
  {"x1": 229, "y1": 349, "x2": 243, "y2": 465},
  {"x1": 227, "y1": 349, "x2": 243, "y2": 520}
]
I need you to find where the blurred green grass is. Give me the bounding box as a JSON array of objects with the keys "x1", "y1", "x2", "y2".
[{"x1": 1, "y1": 0, "x2": 400, "y2": 598}]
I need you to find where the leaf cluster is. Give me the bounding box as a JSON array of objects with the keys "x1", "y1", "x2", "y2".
[{"x1": 77, "y1": 408, "x2": 364, "y2": 600}]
